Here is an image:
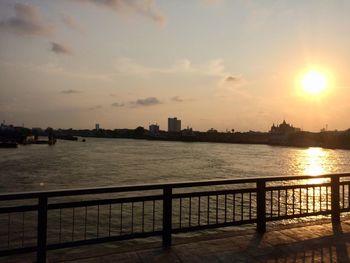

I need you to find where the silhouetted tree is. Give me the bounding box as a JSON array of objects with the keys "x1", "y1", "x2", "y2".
[{"x1": 134, "y1": 126, "x2": 145, "y2": 138}]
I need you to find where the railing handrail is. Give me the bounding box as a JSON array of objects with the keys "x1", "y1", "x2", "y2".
[{"x1": 1, "y1": 172, "x2": 350, "y2": 200}]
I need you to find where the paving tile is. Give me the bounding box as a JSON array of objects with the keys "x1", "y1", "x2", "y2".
[
  {"x1": 61, "y1": 257, "x2": 101, "y2": 263},
  {"x1": 234, "y1": 234, "x2": 266, "y2": 249},
  {"x1": 172, "y1": 244, "x2": 222, "y2": 263},
  {"x1": 20, "y1": 218, "x2": 350, "y2": 263},
  {"x1": 197, "y1": 235, "x2": 255, "y2": 254},
  {"x1": 279, "y1": 227, "x2": 323, "y2": 242},
  {"x1": 217, "y1": 251, "x2": 253, "y2": 263},
  {"x1": 259, "y1": 231, "x2": 297, "y2": 247},
  {"x1": 137, "y1": 248, "x2": 181, "y2": 263},
  {"x1": 173, "y1": 251, "x2": 220, "y2": 263},
  {"x1": 100, "y1": 252, "x2": 141, "y2": 263}
]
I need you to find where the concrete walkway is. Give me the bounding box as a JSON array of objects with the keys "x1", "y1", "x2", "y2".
[{"x1": 5, "y1": 219, "x2": 350, "y2": 262}]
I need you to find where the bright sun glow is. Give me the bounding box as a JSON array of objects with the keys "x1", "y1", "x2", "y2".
[{"x1": 301, "y1": 70, "x2": 327, "y2": 95}]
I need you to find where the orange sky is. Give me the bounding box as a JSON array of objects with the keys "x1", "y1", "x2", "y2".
[{"x1": 1, "y1": 0, "x2": 350, "y2": 132}]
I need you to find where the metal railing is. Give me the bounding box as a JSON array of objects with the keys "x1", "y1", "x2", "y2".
[{"x1": 1, "y1": 173, "x2": 350, "y2": 263}]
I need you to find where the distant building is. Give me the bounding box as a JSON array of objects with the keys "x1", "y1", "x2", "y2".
[
  {"x1": 207, "y1": 128, "x2": 218, "y2": 133},
  {"x1": 32, "y1": 127, "x2": 44, "y2": 137},
  {"x1": 168, "y1": 117, "x2": 181, "y2": 132},
  {"x1": 149, "y1": 124, "x2": 160, "y2": 134},
  {"x1": 95, "y1": 123, "x2": 100, "y2": 131},
  {"x1": 270, "y1": 120, "x2": 300, "y2": 135},
  {"x1": 182, "y1": 126, "x2": 195, "y2": 136},
  {"x1": 0, "y1": 122, "x2": 15, "y2": 131}
]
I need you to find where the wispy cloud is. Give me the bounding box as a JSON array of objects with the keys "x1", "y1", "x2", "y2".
[
  {"x1": 114, "y1": 57, "x2": 229, "y2": 77},
  {"x1": 61, "y1": 14, "x2": 85, "y2": 33},
  {"x1": 0, "y1": 3, "x2": 75, "y2": 56},
  {"x1": 130, "y1": 97, "x2": 161, "y2": 107},
  {"x1": 219, "y1": 74, "x2": 246, "y2": 91},
  {"x1": 0, "y1": 3, "x2": 53, "y2": 37},
  {"x1": 51, "y1": 42, "x2": 72, "y2": 55},
  {"x1": 171, "y1": 96, "x2": 183, "y2": 102},
  {"x1": 225, "y1": 75, "x2": 241, "y2": 83},
  {"x1": 111, "y1": 102, "x2": 125, "y2": 107},
  {"x1": 61, "y1": 89, "x2": 80, "y2": 94},
  {"x1": 74, "y1": 0, "x2": 166, "y2": 26}
]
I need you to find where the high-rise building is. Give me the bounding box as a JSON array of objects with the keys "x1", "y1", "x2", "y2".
[
  {"x1": 95, "y1": 123, "x2": 100, "y2": 131},
  {"x1": 168, "y1": 117, "x2": 181, "y2": 132}
]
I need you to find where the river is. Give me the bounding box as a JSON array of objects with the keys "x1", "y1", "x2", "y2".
[{"x1": 1, "y1": 138, "x2": 350, "y2": 193}]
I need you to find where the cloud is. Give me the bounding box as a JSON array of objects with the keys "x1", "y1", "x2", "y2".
[
  {"x1": 111, "y1": 102, "x2": 125, "y2": 107},
  {"x1": 61, "y1": 89, "x2": 79, "y2": 94},
  {"x1": 220, "y1": 75, "x2": 245, "y2": 87},
  {"x1": 225, "y1": 75, "x2": 241, "y2": 82},
  {"x1": 50, "y1": 42, "x2": 72, "y2": 55},
  {"x1": 0, "y1": 3, "x2": 53, "y2": 37},
  {"x1": 75, "y1": 0, "x2": 166, "y2": 26},
  {"x1": 131, "y1": 97, "x2": 161, "y2": 107},
  {"x1": 171, "y1": 96, "x2": 183, "y2": 102},
  {"x1": 61, "y1": 14, "x2": 85, "y2": 33},
  {"x1": 114, "y1": 57, "x2": 228, "y2": 77},
  {"x1": 0, "y1": 3, "x2": 75, "y2": 56}
]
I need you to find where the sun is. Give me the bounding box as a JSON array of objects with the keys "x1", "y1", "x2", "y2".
[{"x1": 301, "y1": 70, "x2": 327, "y2": 95}]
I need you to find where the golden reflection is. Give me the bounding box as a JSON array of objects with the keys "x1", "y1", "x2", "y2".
[
  {"x1": 284, "y1": 147, "x2": 336, "y2": 218},
  {"x1": 304, "y1": 147, "x2": 326, "y2": 176},
  {"x1": 301, "y1": 147, "x2": 331, "y2": 184}
]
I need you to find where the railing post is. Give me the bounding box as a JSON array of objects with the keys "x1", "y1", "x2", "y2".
[
  {"x1": 37, "y1": 196, "x2": 48, "y2": 263},
  {"x1": 331, "y1": 175, "x2": 340, "y2": 223},
  {"x1": 162, "y1": 186, "x2": 172, "y2": 247},
  {"x1": 257, "y1": 180, "x2": 266, "y2": 233}
]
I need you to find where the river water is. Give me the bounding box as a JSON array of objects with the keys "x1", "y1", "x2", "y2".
[
  {"x1": 1, "y1": 138, "x2": 350, "y2": 255},
  {"x1": 0, "y1": 138, "x2": 350, "y2": 193}
]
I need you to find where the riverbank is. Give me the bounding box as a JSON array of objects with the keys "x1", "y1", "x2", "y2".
[
  {"x1": 71, "y1": 129, "x2": 350, "y2": 151},
  {"x1": 2, "y1": 123, "x2": 350, "y2": 150}
]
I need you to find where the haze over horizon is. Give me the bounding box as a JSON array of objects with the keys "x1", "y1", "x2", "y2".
[{"x1": 1, "y1": 0, "x2": 350, "y2": 132}]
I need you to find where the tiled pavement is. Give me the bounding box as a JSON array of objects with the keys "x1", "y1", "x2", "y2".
[{"x1": 6, "y1": 219, "x2": 350, "y2": 262}]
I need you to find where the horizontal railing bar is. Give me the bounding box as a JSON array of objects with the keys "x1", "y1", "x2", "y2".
[
  {"x1": 172, "y1": 219, "x2": 257, "y2": 233},
  {"x1": 266, "y1": 183, "x2": 331, "y2": 191},
  {"x1": 0, "y1": 204, "x2": 38, "y2": 214},
  {"x1": 0, "y1": 246, "x2": 37, "y2": 257},
  {"x1": 267, "y1": 210, "x2": 331, "y2": 221},
  {"x1": 1, "y1": 173, "x2": 349, "y2": 200},
  {"x1": 47, "y1": 231, "x2": 162, "y2": 250},
  {"x1": 48, "y1": 195, "x2": 163, "y2": 210},
  {"x1": 172, "y1": 188, "x2": 256, "y2": 199}
]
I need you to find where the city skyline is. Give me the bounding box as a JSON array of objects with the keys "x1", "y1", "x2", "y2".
[
  {"x1": 0, "y1": 117, "x2": 331, "y2": 134},
  {"x1": 1, "y1": 1, "x2": 350, "y2": 132}
]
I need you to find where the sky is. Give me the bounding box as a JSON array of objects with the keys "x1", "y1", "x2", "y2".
[{"x1": 1, "y1": 0, "x2": 350, "y2": 132}]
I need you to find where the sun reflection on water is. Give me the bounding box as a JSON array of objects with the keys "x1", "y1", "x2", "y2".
[
  {"x1": 303, "y1": 147, "x2": 327, "y2": 176},
  {"x1": 300, "y1": 147, "x2": 332, "y2": 184}
]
